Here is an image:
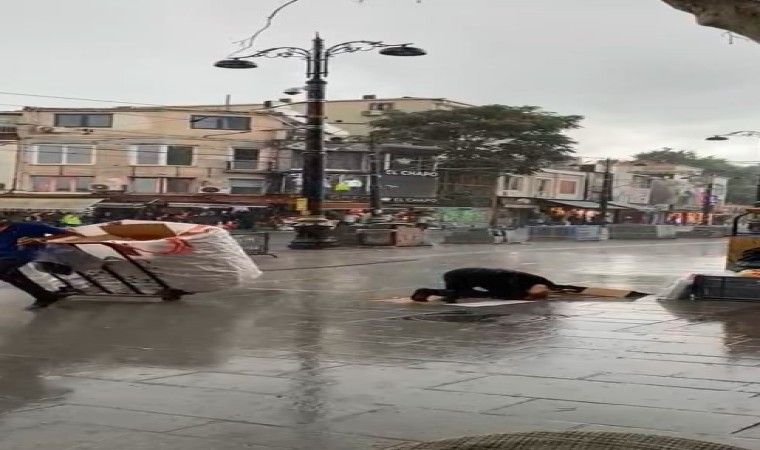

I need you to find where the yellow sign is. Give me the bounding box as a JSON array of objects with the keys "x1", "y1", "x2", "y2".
[
  {"x1": 726, "y1": 235, "x2": 760, "y2": 271},
  {"x1": 295, "y1": 198, "x2": 308, "y2": 212}
]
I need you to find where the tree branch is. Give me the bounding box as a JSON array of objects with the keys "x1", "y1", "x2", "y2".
[{"x1": 660, "y1": 0, "x2": 760, "y2": 43}]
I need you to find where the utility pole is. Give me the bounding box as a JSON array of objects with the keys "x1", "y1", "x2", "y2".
[
  {"x1": 368, "y1": 133, "x2": 384, "y2": 219},
  {"x1": 701, "y1": 174, "x2": 715, "y2": 225},
  {"x1": 598, "y1": 158, "x2": 612, "y2": 226}
]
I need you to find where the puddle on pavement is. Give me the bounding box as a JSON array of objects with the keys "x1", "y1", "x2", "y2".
[{"x1": 398, "y1": 310, "x2": 565, "y2": 324}]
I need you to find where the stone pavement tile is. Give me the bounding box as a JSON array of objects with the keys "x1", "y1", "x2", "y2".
[
  {"x1": 173, "y1": 421, "x2": 409, "y2": 450},
  {"x1": 0, "y1": 421, "x2": 129, "y2": 450},
  {"x1": 574, "y1": 424, "x2": 760, "y2": 450},
  {"x1": 634, "y1": 342, "x2": 744, "y2": 358},
  {"x1": 551, "y1": 329, "x2": 737, "y2": 344},
  {"x1": 408, "y1": 359, "x2": 609, "y2": 380},
  {"x1": 64, "y1": 366, "x2": 196, "y2": 382},
  {"x1": 585, "y1": 372, "x2": 749, "y2": 391},
  {"x1": 623, "y1": 350, "x2": 760, "y2": 366},
  {"x1": 735, "y1": 424, "x2": 760, "y2": 440},
  {"x1": 432, "y1": 374, "x2": 759, "y2": 413},
  {"x1": 486, "y1": 399, "x2": 759, "y2": 435},
  {"x1": 311, "y1": 365, "x2": 486, "y2": 389},
  {"x1": 324, "y1": 406, "x2": 581, "y2": 441},
  {"x1": 143, "y1": 372, "x2": 295, "y2": 395},
  {"x1": 4, "y1": 404, "x2": 211, "y2": 432},
  {"x1": 674, "y1": 365, "x2": 760, "y2": 383},
  {"x1": 213, "y1": 356, "x2": 345, "y2": 376},
  {"x1": 47, "y1": 377, "x2": 377, "y2": 426},
  {"x1": 518, "y1": 336, "x2": 659, "y2": 351},
  {"x1": 69, "y1": 430, "x2": 277, "y2": 450}
]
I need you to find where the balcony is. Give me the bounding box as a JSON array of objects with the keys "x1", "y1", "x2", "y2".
[{"x1": 226, "y1": 160, "x2": 272, "y2": 172}]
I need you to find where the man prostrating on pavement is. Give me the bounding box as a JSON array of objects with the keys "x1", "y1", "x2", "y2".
[{"x1": 411, "y1": 267, "x2": 583, "y2": 304}]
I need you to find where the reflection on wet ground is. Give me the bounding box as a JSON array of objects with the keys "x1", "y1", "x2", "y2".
[{"x1": 3, "y1": 239, "x2": 760, "y2": 449}]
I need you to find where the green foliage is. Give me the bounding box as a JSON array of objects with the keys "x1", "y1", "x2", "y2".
[
  {"x1": 635, "y1": 147, "x2": 760, "y2": 205},
  {"x1": 371, "y1": 105, "x2": 582, "y2": 175}
]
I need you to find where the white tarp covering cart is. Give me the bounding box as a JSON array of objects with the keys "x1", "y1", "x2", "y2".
[{"x1": 29, "y1": 220, "x2": 262, "y2": 301}]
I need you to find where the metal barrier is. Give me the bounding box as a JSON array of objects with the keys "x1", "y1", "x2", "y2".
[{"x1": 230, "y1": 232, "x2": 277, "y2": 258}]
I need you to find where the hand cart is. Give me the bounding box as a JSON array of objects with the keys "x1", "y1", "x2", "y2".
[{"x1": 42, "y1": 242, "x2": 188, "y2": 302}]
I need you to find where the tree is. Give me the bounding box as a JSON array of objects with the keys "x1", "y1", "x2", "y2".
[
  {"x1": 372, "y1": 105, "x2": 582, "y2": 207},
  {"x1": 662, "y1": 0, "x2": 760, "y2": 44},
  {"x1": 635, "y1": 147, "x2": 760, "y2": 205}
]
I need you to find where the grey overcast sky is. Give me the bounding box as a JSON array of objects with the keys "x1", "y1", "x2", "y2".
[{"x1": 1, "y1": 0, "x2": 759, "y2": 162}]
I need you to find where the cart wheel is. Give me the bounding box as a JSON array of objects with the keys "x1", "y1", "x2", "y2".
[{"x1": 160, "y1": 290, "x2": 184, "y2": 302}]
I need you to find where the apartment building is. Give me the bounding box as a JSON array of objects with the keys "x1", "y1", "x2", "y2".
[
  {"x1": 14, "y1": 104, "x2": 291, "y2": 198},
  {"x1": 287, "y1": 95, "x2": 472, "y2": 136},
  {"x1": 0, "y1": 112, "x2": 21, "y2": 192}
]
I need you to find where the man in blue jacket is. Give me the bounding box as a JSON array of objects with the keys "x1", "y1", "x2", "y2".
[{"x1": 0, "y1": 218, "x2": 77, "y2": 310}]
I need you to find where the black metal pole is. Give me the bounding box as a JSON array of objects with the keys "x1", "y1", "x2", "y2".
[
  {"x1": 755, "y1": 175, "x2": 760, "y2": 207},
  {"x1": 598, "y1": 158, "x2": 611, "y2": 226},
  {"x1": 302, "y1": 35, "x2": 326, "y2": 217},
  {"x1": 701, "y1": 174, "x2": 714, "y2": 225},
  {"x1": 288, "y1": 34, "x2": 336, "y2": 249},
  {"x1": 368, "y1": 133, "x2": 383, "y2": 217}
]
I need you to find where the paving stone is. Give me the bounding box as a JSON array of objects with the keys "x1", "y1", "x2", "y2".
[
  {"x1": 674, "y1": 365, "x2": 760, "y2": 383},
  {"x1": 70, "y1": 430, "x2": 277, "y2": 450},
  {"x1": 586, "y1": 372, "x2": 749, "y2": 391},
  {"x1": 0, "y1": 421, "x2": 129, "y2": 450},
  {"x1": 212, "y1": 356, "x2": 345, "y2": 376},
  {"x1": 433, "y1": 374, "x2": 758, "y2": 413},
  {"x1": 64, "y1": 366, "x2": 195, "y2": 382},
  {"x1": 173, "y1": 421, "x2": 409, "y2": 450},
  {"x1": 143, "y1": 372, "x2": 295, "y2": 395},
  {"x1": 4, "y1": 404, "x2": 211, "y2": 432},
  {"x1": 486, "y1": 399, "x2": 759, "y2": 435},
  {"x1": 324, "y1": 407, "x2": 581, "y2": 441}
]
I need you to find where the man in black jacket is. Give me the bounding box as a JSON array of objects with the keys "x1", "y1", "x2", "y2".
[{"x1": 411, "y1": 268, "x2": 582, "y2": 304}]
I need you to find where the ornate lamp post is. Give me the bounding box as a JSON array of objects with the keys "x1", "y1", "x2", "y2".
[{"x1": 215, "y1": 34, "x2": 425, "y2": 249}]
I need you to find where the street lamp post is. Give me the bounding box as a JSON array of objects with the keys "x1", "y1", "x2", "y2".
[
  {"x1": 215, "y1": 33, "x2": 425, "y2": 249},
  {"x1": 706, "y1": 131, "x2": 760, "y2": 206}
]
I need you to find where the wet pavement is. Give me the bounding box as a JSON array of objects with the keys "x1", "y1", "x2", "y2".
[{"x1": 4, "y1": 239, "x2": 760, "y2": 449}]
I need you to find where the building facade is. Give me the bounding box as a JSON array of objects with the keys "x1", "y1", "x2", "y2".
[
  {"x1": 288, "y1": 95, "x2": 472, "y2": 136},
  {"x1": 14, "y1": 105, "x2": 290, "y2": 198},
  {"x1": 0, "y1": 112, "x2": 21, "y2": 192}
]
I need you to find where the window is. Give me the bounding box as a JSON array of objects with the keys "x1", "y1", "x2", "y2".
[
  {"x1": 190, "y1": 115, "x2": 250, "y2": 130},
  {"x1": 229, "y1": 178, "x2": 265, "y2": 194},
  {"x1": 505, "y1": 176, "x2": 523, "y2": 191},
  {"x1": 326, "y1": 152, "x2": 364, "y2": 171},
  {"x1": 387, "y1": 154, "x2": 438, "y2": 171},
  {"x1": 34, "y1": 144, "x2": 94, "y2": 164},
  {"x1": 54, "y1": 113, "x2": 113, "y2": 128},
  {"x1": 130, "y1": 177, "x2": 194, "y2": 194},
  {"x1": 369, "y1": 102, "x2": 395, "y2": 111},
  {"x1": 535, "y1": 179, "x2": 552, "y2": 194},
  {"x1": 558, "y1": 180, "x2": 578, "y2": 195},
  {"x1": 131, "y1": 145, "x2": 194, "y2": 166},
  {"x1": 230, "y1": 148, "x2": 260, "y2": 170},
  {"x1": 30, "y1": 176, "x2": 94, "y2": 192}
]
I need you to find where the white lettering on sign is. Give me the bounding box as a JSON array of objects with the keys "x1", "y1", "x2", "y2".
[
  {"x1": 384, "y1": 170, "x2": 438, "y2": 177},
  {"x1": 389, "y1": 198, "x2": 439, "y2": 204}
]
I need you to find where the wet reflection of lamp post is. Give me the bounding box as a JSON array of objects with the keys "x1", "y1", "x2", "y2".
[
  {"x1": 214, "y1": 34, "x2": 426, "y2": 249},
  {"x1": 707, "y1": 131, "x2": 760, "y2": 206}
]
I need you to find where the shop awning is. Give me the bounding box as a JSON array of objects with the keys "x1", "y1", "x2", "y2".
[
  {"x1": 0, "y1": 197, "x2": 103, "y2": 211},
  {"x1": 609, "y1": 202, "x2": 655, "y2": 212},
  {"x1": 167, "y1": 202, "x2": 267, "y2": 209},
  {"x1": 96, "y1": 202, "x2": 146, "y2": 209},
  {"x1": 546, "y1": 200, "x2": 628, "y2": 210}
]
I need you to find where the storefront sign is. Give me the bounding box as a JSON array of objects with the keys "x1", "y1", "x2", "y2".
[
  {"x1": 295, "y1": 197, "x2": 307, "y2": 212},
  {"x1": 384, "y1": 170, "x2": 438, "y2": 177},
  {"x1": 385, "y1": 197, "x2": 439, "y2": 204}
]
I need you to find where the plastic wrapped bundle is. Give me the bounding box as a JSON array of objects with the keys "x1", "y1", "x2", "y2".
[{"x1": 48, "y1": 221, "x2": 263, "y2": 294}]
